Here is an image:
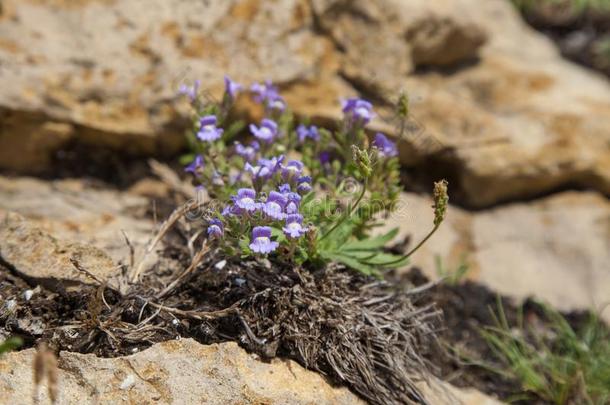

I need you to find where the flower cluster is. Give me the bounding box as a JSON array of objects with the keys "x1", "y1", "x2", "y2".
[{"x1": 177, "y1": 75, "x2": 436, "y2": 274}]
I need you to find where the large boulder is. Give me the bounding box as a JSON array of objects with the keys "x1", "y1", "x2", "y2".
[{"x1": 1, "y1": 0, "x2": 609, "y2": 207}]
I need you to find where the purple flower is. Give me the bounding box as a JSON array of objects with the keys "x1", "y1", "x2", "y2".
[
  {"x1": 284, "y1": 192, "x2": 301, "y2": 214},
  {"x1": 342, "y1": 98, "x2": 375, "y2": 126},
  {"x1": 250, "y1": 80, "x2": 285, "y2": 112},
  {"x1": 281, "y1": 159, "x2": 304, "y2": 180},
  {"x1": 234, "y1": 141, "x2": 260, "y2": 162},
  {"x1": 249, "y1": 119, "x2": 278, "y2": 143},
  {"x1": 232, "y1": 188, "x2": 259, "y2": 212},
  {"x1": 278, "y1": 183, "x2": 291, "y2": 194},
  {"x1": 197, "y1": 115, "x2": 224, "y2": 142},
  {"x1": 373, "y1": 133, "x2": 398, "y2": 157},
  {"x1": 222, "y1": 204, "x2": 241, "y2": 217},
  {"x1": 224, "y1": 75, "x2": 242, "y2": 99},
  {"x1": 267, "y1": 95, "x2": 286, "y2": 112},
  {"x1": 262, "y1": 191, "x2": 287, "y2": 220},
  {"x1": 178, "y1": 80, "x2": 200, "y2": 102},
  {"x1": 296, "y1": 124, "x2": 319, "y2": 142},
  {"x1": 249, "y1": 226, "x2": 279, "y2": 254},
  {"x1": 184, "y1": 155, "x2": 204, "y2": 174},
  {"x1": 251, "y1": 80, "x2": 279, "y2": 103},
  {"x1": 244, "y1": 162, "x2": 271, "y2": 180},
  {"x1": 296, "y1": 175, "x2": 312, "y2": 194},
  {"x1": 283, "y1": 214, "x2": 307, "y2": 239},
  {"x1": 319, "y1": 151, "x2": 331, "y2": 165},
  {"x1": 207, "y1": 218, "x2": 224, "y2": 238}
]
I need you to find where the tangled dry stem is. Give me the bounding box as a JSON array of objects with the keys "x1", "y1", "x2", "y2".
[{"x1": 52, "y1": 200, "x2": 443, "y2": 405}]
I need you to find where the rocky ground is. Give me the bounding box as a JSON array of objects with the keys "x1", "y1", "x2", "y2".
[{"x1": 1, "y1": 0, "x2": 609, "y2": 404}]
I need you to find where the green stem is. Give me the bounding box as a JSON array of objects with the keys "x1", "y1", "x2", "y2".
[
  {"x1": 380, "y1": 223, "x2": 440, "y2": 266},
  {"x1": 319, "y1": 179, "x2": 367, "y2": 242}
]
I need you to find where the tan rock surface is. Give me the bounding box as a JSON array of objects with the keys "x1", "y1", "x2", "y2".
[
  {"x1": 0, "y1": 212, "x2": 119, "y2": 290},
  {"x1": 0, "y1": 339, "x2": 363, "y2": 405},
  {"x1": 1, "y1": 0, "x2": 609, "y2": 207},
  {"x1": 0, "y1": 338, "x2": 504, "y2": 405},
  {"x1": 379, "y1": 191, "x2": 610, "y2": 322},
  {"x1": 0, "y1": 176, "x2": 154, "y2": 263}
]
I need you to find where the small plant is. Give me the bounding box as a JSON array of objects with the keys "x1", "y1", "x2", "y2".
[
  {"x1": 178, "y1": 77, "x2": 447, "y2": 275},
  {"x1": 0, "y1": 337, "x2": 22, "y2": 356},
  {"x1": 481, "y1": 301, "x2": 610, "y2": 405},
  {"x1": 434, "y1": 254, "x2": 470, "y2": 285}
]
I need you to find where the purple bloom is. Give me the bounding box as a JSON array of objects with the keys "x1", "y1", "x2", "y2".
[
  {"x1": 267, "y1": 95, "x2": 286, "y2": 112},
  {"x1": 244, "y1": 155, "x2": 283, "y2": 181},
  {"x1": 319, "y1": 151, "x2": 331, "y2": 165},
  {"x1": 296, "y1": 175, "x2": 312, "y2": 194},
  {"x1": 249, "y1": 119, "x2": 278, "y2": 143},
  {"x1": 251, "y1": 80, "x2": 279, "y2": 103},
  {"x1": 178, "y1": 80, "x2": 200, "y2": 102},
  {"x1": 278, "y1": 183, "x2": 291, "y2": 194},
  {"x1": 234, "y1": 141, "x2": 260, "y2": 162},
  {"x1": 250, "y1": 80, "x2": 285, "y2": 112},
  {"x1": 373, "y1": 133, "x2": 398, "y2": 157},
  {"x1": 281, "y1": 159, "x2": 304, "y2": 180},
  {"x1": 284, "y1": 192, "x2": 301, "y2": 214},
  {"x1": 221, "y1": 204, "x2": 241, "y2": 217},
  {"x1": 262, "y1": 191, "x2": 287, "y2": 220},
  {"x1": 342, "y1": 98, "x2": 375, "y2": 126},
  {"x1": 184, "y1": 155, "x2": 204, "y2": 174},
  {"x1": 207, "y1": 218, "x2": 224, "y2": 238},
  {"x1": 232, "y1": 188, "x2": 259, "y2": 212},
  {"x1": 296, "y1": 124, "x2": 319, "y2": 142},
  {"x1": 244, "y1": 162, "x2": 271, "y2": 180},
  {"x1": 197, "y1": 115, "x2": 224, "y2": 142},
  {"x1": 283, "y1": 214, "x2": 307, "y2": 239},
  {"x1": 249, "y1": 226, "x2": 279, "y2": 254},
  {"x1": 224, "y1": 75, "x2": 242, "y2": 99}
]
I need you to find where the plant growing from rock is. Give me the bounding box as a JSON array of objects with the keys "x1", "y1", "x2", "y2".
[{"x1": 179, "y1": 76, "x2": 448, "y2": 276}]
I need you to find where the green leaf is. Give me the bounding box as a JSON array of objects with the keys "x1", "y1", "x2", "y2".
[
  {"x1": 342, "y1": 228, "x2": 399, "y2": 251},
  {"x1": 320, "y1": 250, "x2": 378, "y2": 276},
  {"x1": 0, "y1": 337, "x2": 22, "y2": 356},
  {"x1": 270, "y1": 227, "x2": 287, "y2": 244},
  {"x1": 361, "y1": 252, "x2": 409, "y2": 268},
  {"x1": 238, "y1": 237, "x2": 251, "y2": 254}
]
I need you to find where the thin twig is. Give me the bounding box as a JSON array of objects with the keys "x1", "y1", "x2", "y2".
[
  {"x1": 130, "y1": 199, "x2": 202, "y2": 282},
  {"x1": 143, "y1": 299, "x2": 239, "y2": 321},
  {"x1": 155, "y1": 241, "x2": 209, "y2": 299},
  {"x1": 70, "y1": 257, "x2": 120, "y2": 293}
]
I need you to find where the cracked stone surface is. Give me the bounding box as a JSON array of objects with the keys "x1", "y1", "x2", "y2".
[
  {"x1": 0, "y1": 212, "x2": 120, "y2": 291},
  {"x1": 0, "y1": 175, "x2": 154, "y2": 264},
  {"x1": 0, "y1": 0, "x2": 609, "y2": 206},
  {"x1": 0, "y1": 338, "x2": 502, "y2": 405}
]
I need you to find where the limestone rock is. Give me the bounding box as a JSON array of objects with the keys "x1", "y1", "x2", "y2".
[
  {"x1": 0, "y1": 0, "x2": 333, "y2": 172},
  {"x1": 0, "y1": 176, "x2": 155, "y2": 263},
  {"x1": 1, "y1": 0, "x2": 609, "y2": 206},
  {"x1": 373, "y1": 0, "x2": 610, "y2": 206},
  {"x1": 0, "y1": 212, "x2": 118, "y2": 290},
  {"x1": 0, "y1": 339, "x2": 363, "y2": 405},
  {"x1": 0, "y1": 338, "x2": 504, "y2": 405},
  {"x1": 378, "y1": 191, "x2": 610, "y2": 322}
]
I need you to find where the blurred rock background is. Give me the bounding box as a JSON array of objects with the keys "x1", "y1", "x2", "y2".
[{"x1": 0, "y1": 0, "x2": 609, "y2": 401}]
